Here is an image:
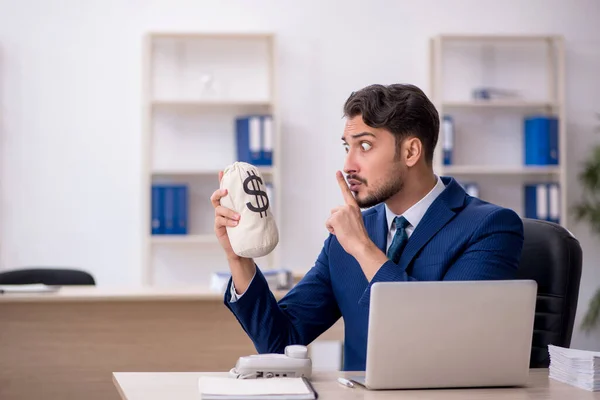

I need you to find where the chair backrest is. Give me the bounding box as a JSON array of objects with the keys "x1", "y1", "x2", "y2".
[
  {"x1": 0, "y1": 268, "x2": 96, "y2": 286},
  {"x1": 516, "y1": 219, "x2": 583, "y2": 368}
]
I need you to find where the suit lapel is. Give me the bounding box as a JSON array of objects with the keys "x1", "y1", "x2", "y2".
[
  {"x1": 365, "y1": 204, "x2": 388, "y2": 254},
  {"x1": 397, "y1": 177, "x2": 467, "y2": 271}
]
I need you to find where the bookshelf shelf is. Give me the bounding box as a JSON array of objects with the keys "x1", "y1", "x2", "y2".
[
  {"x1": 146, "y1": 32, "x2": 274, "y2": 40},
  {"x1": 152, "y1": 99, "x2": 273, "y2": 108},
  {"x1": 431, "y1": 34, "x2": 566, "y2": 225},
  {"x1": 151, "y1": 234, "x2": 218, "y2": 245},
  {"x1": 443, "y1": 165, "x2": 561, "y2": 176},
  {"x1": 442, "y1": 100, "x2": 556, "y2": 109},
  {"x1": 142, "y1": 32, "x2": 281, "y2": 286},
  {"x1": 436, "y1": 34, "x2": 560, "y2": 43},
  {"x1": 152, "y1": 167, "x2": 276, "y2": 177}
]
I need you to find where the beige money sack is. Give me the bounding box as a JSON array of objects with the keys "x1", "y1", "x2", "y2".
[{"x1": 219, "y1": 162, "x2": 279, "y2": 258}]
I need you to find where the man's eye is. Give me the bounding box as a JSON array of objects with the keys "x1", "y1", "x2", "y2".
[
  {"x1": 361, "y1": 142, "x2": 372, "y2": 151},
  {"x1": 343, "y1": 143, "x2": 349, "y2": 152}
]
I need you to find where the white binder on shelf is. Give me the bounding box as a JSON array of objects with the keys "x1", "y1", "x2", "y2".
[
  {"x1": 262, "y1": 115, "x2": 273, "y2": 165},
  {"x1": 548, "y1": 183, "x2": 560, "y2": 224},
  {"x1": 536, "y1": 184, "x2": 548, "y2": 221}
]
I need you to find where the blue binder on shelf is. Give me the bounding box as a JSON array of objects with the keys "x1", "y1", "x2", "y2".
[
  {"x1": 236, "y1": 115, "x2": 274, "y2": 166},
  {"x1": 174, "y1": 185, "x2": 188, "y2": 234},
  {"x1": 524, "y1": 183, "x2": 560, "y2": 224},
  {"x1": 442, "y1": 115, "x2": 454, "y2": 165},
  {"x1": 162, "y1": 185, "x2": 177, "y2": 234},
  {"x1": 236, "y1": 116, "x2": 262, "y2": 165},
  {"x1": 524, "y1": 116, "x2": 559, "y2": 165},
  {"x1": 151, "y1": 184, "x2": 189, "y2": 235},
  {"x1": 151, "y1": 185, "x2": 163, "y2": 234}
]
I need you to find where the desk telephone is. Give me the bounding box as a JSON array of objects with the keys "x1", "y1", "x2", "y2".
[{"x1": 229, "y1": 345, "x2": 312, "y2": 379}]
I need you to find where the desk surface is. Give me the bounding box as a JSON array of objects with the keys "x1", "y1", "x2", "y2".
[
  {"x1": 113, "y1": 370, "x2": 600, "y2": 400},
  {"x1": 0, "y1": 285, "x2": 290, "y2": 303}
]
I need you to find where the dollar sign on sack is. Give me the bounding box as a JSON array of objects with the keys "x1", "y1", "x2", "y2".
[{"x1": 243, "y1": 170, "x2": 269, "y2": 218}]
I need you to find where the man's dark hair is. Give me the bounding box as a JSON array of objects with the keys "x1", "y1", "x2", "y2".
[{"x1": 342, "y1": 83, "x2": 440, "y2": 165}]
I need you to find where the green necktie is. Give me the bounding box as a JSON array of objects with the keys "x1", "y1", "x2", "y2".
[{"x1": 387, "y1": 216, "x2": 410, "y2": 264}]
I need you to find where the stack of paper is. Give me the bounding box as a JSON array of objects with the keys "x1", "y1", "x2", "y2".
[
  {"x1": 548, "y1": 345, "x2": 600, "y2": 391},
  {"x1": 198, "y1": 376, "x2": 317, "y2": 400}
]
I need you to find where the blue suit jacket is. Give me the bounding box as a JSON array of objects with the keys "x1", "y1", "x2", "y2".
[{"x1": 224, "y1": 176, "x2": 524, "y2": 371}]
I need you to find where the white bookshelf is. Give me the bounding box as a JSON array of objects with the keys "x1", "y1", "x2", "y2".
[
  {"x1": 152, "y1": 99, "x2": 273, "y2": 108},
  {"x1": 152, "y1": 167, "x2": 275, "y2": 178},
  {"x1": 442, "y1": 100, "x2": 556, "y2": 109},
  {"x1": 442, "y1": 165, "x2": 561, "y2": 176},
  {"x1": 150, "y1": 234, "x2": 218, "y2": 245},
  {"x1": 141, "y1": 32, "x2": 281, "y2": 286},
  {"x1": 430, "y1": 34, "x2": 567, "y2": 227}
]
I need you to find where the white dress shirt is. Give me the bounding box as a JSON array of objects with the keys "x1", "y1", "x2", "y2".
[
  {"x1": 384, "y1": 175, "x2": 446, "y2": 252},
  {"x1": 231, "y1": 175, "x2": 446, "y2": 302}
]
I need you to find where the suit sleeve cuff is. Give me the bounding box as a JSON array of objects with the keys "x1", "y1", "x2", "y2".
[
  {"x1": 358, "y1": 260, "x2": 408, "y2": 307},
  {"x1": 224, "y1": 266, "x2": 269, "y2": 311},
  {"x1": 229, "y1": 269, "x2": 257, "y2": 302}
]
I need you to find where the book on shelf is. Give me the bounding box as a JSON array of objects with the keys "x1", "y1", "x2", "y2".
[
  {"x1": 524, "y1": 115, "x2": 559, "y2": 166},
  {"x1": 524, "y1": 182, "x2": 560, "y2": 224},
  {"x1": 151, "y1": 184, "x2": 188, "y2": 235},
  {"x1": 471, "y1": 87, "x2": 520, "y2": 101},
  {"x1": 236, "y1": 114, "x2": 273, "y2": 166}
]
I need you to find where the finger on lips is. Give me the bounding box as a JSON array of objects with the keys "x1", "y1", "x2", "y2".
[{"x1": 336, "y1": 170, "x2": 358, "y2": 206}]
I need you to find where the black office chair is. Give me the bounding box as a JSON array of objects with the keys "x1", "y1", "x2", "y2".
[
  {"x1": 516, "y1": 218, "x2": 583, "y2": 368},
  {"x1": 0, "y1": 268, "x2": 96, "y2": 286}
]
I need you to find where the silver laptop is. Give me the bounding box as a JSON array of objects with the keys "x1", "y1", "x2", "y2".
[{"x1": 350, "y1": 280, "x2": 537, "y2": 390}]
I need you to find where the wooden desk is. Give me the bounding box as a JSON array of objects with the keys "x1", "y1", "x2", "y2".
[
  {"x1": 112, "y1": 369, "x2": 600, "y2": 399},
  {"x1": 0, "y1": 286, "x2": 343, "y2": 400}
]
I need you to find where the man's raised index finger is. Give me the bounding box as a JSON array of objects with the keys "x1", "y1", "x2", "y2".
[{"x1": 336, "y1": 170, "x2": 358, "y2": 205}]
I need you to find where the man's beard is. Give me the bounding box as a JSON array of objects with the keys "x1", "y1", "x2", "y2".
[{"x1": 354, "y1": 170, "x2": 404, "y2": 209}]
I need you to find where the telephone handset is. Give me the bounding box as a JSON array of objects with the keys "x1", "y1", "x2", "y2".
[{"x1": 229, "y1": 345, "x2": 312, "y2": 379}]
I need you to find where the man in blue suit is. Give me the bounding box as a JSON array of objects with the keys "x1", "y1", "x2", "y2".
[{"x1": 210, "y1": 83, "x2": 524, "y2": 372}]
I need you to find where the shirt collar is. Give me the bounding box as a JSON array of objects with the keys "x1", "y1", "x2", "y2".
[{"x1": 385, "y1": 175, "x2": 446, "y2": 230}]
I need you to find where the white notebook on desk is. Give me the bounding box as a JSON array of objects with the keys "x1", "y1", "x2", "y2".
[
  {"x1": 0, "y1": 284, "x2": 61, "y2": 294},
  {"x1": 198, "y1": 376, "x2": 317, "y2": 400}
]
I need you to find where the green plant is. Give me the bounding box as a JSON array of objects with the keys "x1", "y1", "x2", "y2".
[{"x1": 572, "y1": 113, "x2": 600, "y2": 333}]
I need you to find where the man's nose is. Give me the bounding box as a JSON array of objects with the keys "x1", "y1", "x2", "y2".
[{"x1": 343, "y1": 151, "x2": 359, "y2": 175}]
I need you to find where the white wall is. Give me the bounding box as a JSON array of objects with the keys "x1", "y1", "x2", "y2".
[{"x1": 0, "y1": 0, "x2": 599, "y2": 349}]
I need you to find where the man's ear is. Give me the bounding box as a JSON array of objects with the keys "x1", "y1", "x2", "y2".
[{"x1": 404, "y1": 137, "x2": 423, "y2": 167}]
